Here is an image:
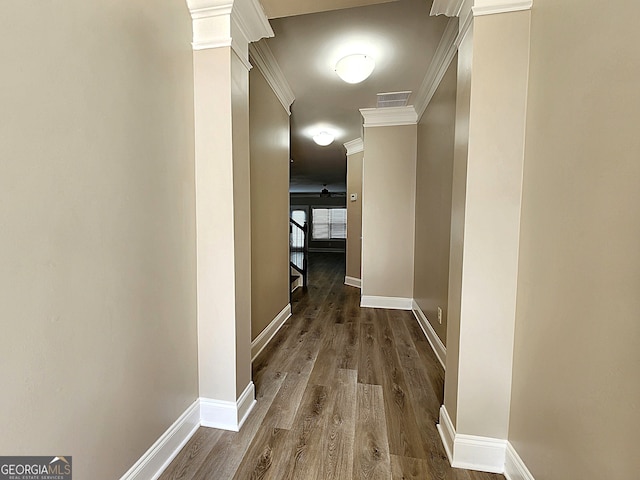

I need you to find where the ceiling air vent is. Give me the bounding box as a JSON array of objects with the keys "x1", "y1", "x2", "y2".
[{"x1": 376, "y1": 91, "x2": 412, "y2": 108}]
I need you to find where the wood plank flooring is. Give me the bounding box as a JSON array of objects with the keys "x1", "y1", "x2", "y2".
[{"x1": 159, "y1": 252, "x2": 504, "y2": 480}]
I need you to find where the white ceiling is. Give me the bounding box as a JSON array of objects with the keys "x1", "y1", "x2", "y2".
[{"x1": 260, "y1": 0, "x2": 448, "y2": 193}]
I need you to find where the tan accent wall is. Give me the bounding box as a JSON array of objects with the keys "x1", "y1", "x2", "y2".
[
  {"x1": 413, "y1": 55, "x2": 458, "y2": 345},
  {"x1": 508, "y1": 0, "x2": 640, "y2": 477},
  {"x1": 361, "y1": 125, "x2": 417, "y2": 299},
  {"x1": 249, "y1": 66, "x2": 290, "y2": 340},
  {"x1": 0, "y1": 2, "x2": 198, "y2": 479},
  {"x1": 346, "y1": 150, "x2": 364, "y2": 280}
]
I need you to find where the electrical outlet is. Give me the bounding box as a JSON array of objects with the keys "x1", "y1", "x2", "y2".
[{"x1": 437, "y1": 307, "x2": 443, "y2": 324}]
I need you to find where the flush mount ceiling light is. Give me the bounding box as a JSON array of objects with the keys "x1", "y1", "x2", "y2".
[
  {"x1": 335, "y1": 54, "x2": 375, "y2": 84},
  {"x1": 313, "y1": 131, "x2": 334, "y2": 146}
]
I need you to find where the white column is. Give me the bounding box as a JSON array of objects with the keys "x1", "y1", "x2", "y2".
[
  {"x1": 186, "y1": 0, "x2": 273, "y2": 431},
  {"x1": 440, "y1": 0, "x2": 532, "y2": 472},
  {"x1": 344, "y1": 138, "x2": 364, "y2": 288},
  {"x1": 359, "y1": 107, "x2": 418, "y2": 310}
]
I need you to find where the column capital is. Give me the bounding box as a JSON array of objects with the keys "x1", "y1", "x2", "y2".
[
  {"x1": 360, "y1": 106, "x2": 418, "y2": 128},
  {"x1": 186, "y1": 0, "x2": 274, "y2": 63},
  {"x1": 249, "y1": 41, "x2": 295, "y2": 114}
]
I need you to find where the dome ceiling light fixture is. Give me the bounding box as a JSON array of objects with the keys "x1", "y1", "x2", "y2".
[
  {"x1": 313, "y1": 131, "x2": 335, "y2": 146},
  {"x1": 335, "y1": 54, "x2": 375, "y2": 84}
]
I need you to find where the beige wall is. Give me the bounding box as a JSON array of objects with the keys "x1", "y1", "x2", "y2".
[
  {"x1": 361, "y1": 125, "x2": 417, "y2": 299},
  {"x1": 249, "y1": 66, "x2": 290, "y2": 340},
  {"x1": 346, "y1": 150, "x2": 364, "y2": 280},
  {"x1": 413, "y1": 55, "x2": 458, "y2": 345},
  {"x1": 0, "y1": 2, "x2": 198, "y2": 479},
  {"x1": 508, "y1": 0, "x2": 640, "y2": 478}
]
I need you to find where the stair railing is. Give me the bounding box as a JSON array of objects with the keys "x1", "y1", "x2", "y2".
[{"x1": 289, "y1": 218, "x2": 308, "y2": 288}]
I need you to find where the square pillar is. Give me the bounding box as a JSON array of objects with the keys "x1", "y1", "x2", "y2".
[
  {"x1": 439, "y1": 0, "x2": 531, "y2": 472},
  {"x1": 359, "y1": 107, "x2": 418, "y2": 311},
  {"x1": 186, "y1": 0, "x2": 273, "y2": 431}
]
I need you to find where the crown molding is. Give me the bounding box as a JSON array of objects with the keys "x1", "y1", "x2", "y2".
[
  {"x1": 430, "y1": 0, "x2": 466, "y2": 16},
  {"x1": 472, "y1": 0, "x2": 533, "y2": 16},
  {"x1": 231, "y1": 41, "x2": 253, "y2": 70},
  {"x1": 415, "y1": 0, "x2": 475, "y2": 119},
  {"x1": 344, "y1": 138, "x2": 364, "y2": 155},
  {"x1": 186, "y1": 0, "x2": 273, "y2": 54},
  {"x1": 414, "y1": 17, "x2": 458, "y2": 120},
  {"x1": 458, "y1": 0, "x2": 473, "y2": 30},
  {"x1": 233, "y1": 0, "x2": 274, "y2": 42},
  {"x1": 249, "y1": 41, "x2": 295, "y2": 115},
  {"x1": 458, "y1": 2, "x2": 473, "y2": 41},
  {"x1": 418, "y1": 0, "x2": 531, "y2": 119},
  {"x1": 360, "y1": 106, "x2": 418, "y2": 128}
]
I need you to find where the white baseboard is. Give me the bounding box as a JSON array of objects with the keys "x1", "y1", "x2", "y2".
[
  {"x1": 119, "y1": 400, "x2": 200, "y2": 480},
  {"x1": 437, "y1": 405, "x2": 456, "y2": 465},
  {"x1": 360, "y1": 295, "x2": 413, "y2": 310},
  {"x1": 200, "y1": 382, "x2": 257, "y2": 432},
  {"x1": 344, "y1": 276, "x2": 361, "y2": 288},
  {"x1": 251, "y1": 304, "x2": 291, "y2": 362},
  {"x1": 454, "y1": 434, "x2": 507, "y2": 473},
  {"x1": 411, "y1": 300, "x2": 447, "y2": 369},
  {"x1": 437, "y1": 405, "x2": 508, "y2": 474},
  {"x1": 121, "y1": 382, "x2": 264, "y2": 479},
  {"x1": 505, "y1": 442, "x2": 536, "y2": 480}
]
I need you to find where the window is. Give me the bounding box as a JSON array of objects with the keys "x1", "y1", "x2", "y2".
[
  {"x1": 312, "y1": 208, "x2": 347, "y2": 240},
  {"x1": 291, "y1": 209, "x2": 306, "y2": 227},
  {"x1": 290, "y1": 209, "x2": 307, "y2": 249}
]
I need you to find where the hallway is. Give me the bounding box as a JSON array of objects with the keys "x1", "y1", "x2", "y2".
[{"x1": 159, "y1": 253, "x2": 503, "y2": 480}]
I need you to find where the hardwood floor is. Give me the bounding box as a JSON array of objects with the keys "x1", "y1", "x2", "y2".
[{"x1": 159, "y1": 253, "x2": 504, "y2": 480}]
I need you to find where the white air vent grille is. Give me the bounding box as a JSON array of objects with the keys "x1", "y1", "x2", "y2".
[{"x1": 377, "y1": 91, "x2": 412, "y2": 108}]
